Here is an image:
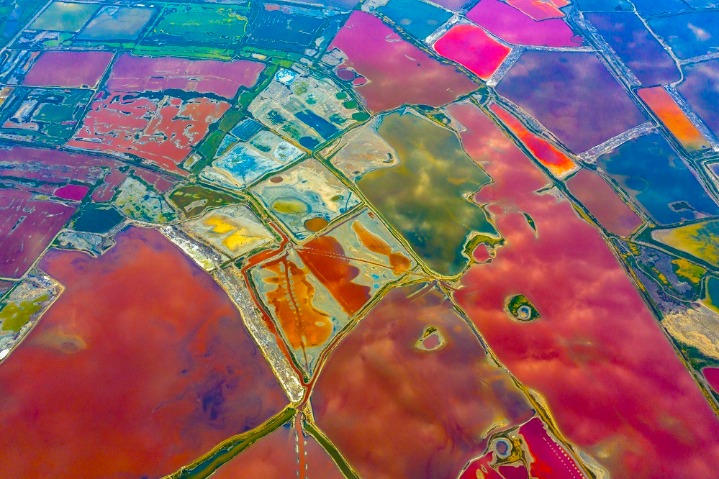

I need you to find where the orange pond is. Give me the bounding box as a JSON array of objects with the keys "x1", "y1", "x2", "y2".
[
  {"x1": 0, "y1": 227, "x2": 287, "y2": 478},
  {"x1": 638, "y1": 86, "x2": 711, "y2": 152},
  {"x1": 447, "y1": 101, "x2": 719, "y2": 478},
  {"x1": 490, "y1": 103, "x2": 576, "y2": 178}
]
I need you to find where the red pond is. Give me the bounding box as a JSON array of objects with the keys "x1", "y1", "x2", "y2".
[
  {"x1": 447, "y1": 101, "x2": 719, "y2": 479},
  {"x1": 0, "y1": 227, "x2": 287, "y2": 478}
]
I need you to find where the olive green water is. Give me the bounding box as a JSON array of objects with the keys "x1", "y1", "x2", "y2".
[{"x1": 356, "y1": 111, "x2": 496, "y2": 277}]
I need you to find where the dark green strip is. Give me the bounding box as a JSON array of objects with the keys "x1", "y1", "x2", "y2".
[
  {"x1": 169, "y1": 406, "x2": 296, "y2": 479},
  {"x1": 304, "y1": 422, "x2": 359, "y2": 479}
]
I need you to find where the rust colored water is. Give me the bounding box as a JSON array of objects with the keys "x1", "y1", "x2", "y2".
[
  {"x1": 312, "y1": 282, "x2": 535, "y2": 478},
  {"x1": 639, "y1": 86, "x2": 710, "y2": 152},
  {"x1": 0, "y1": 226, "x2": 287, "y2": 478}
]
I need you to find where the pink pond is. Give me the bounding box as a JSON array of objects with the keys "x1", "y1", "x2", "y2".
[
  {"x1": 704, "y1": 367, "x2": 719, "y2": 394},
  {"x1": 328, "y1": 11, "x2": 478, "y2": 112},
  {"x1": 106, "y1": 54, "x2": 266, "y2": 99},
  {"x1": 496, "y1": 50, "x2": 646, "y2": 153},
  {"x1": 467, "y1": 0, "x2": 582, "y2": 48},
  {"x1": 0, "y1": 189, "x2": 75, "y2": 279},
  {"x1": 566, "y1": 169, "x2": 642, "y2": 237},
  {"x1": 460, "y1": 417, "x2": 585, "y2": 479},
  {"x1": 506, "y1": 0, "x2": 569, "y2": 20},
  {"x1": 446, "y1": 101, "x2": 719, "y2": 479},
  {"x1": 22, "y1": 51, "x2": 114, "y2": 88},
  {"x1": 53, "y1": 184, "x2": 89, "y2": 201},
  {"x1": 434, "y1": 23, "x2": 511, "y2": 80}
]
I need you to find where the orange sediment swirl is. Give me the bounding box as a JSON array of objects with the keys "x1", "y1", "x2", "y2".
[
  {"x1": 351, "y1": 219, "x2": 412, "y2": 275},
  {"x1": 297, "y1": 235, "x2": 371, "y2": 314},
  {"x1": 240, "y1": 223, "x2": 309, "y2": 387},
  {"x1": 638, "y1": 87, "x2": 710, "y2": 152},
  {"x1": 490, "y1": 103, "x2": 577, "y2": 177},
  {"x1": 263, "y1": 256, "x2": 334, "y2": 351}
]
